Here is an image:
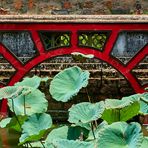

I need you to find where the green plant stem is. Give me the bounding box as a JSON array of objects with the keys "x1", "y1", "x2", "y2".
[
  {"x1": 94, "y1": 120, "x2": 98, "y2": 128},
  {"x1": 40, "y1": 140, "x2": 45, "y2": 148},
  {"x1": 91, "y1": 122, "x2": 96, "y2": 139},
  {"x1": 85, "y1": 88, "x2": 91, "y2": 103},
  {"x1": 11, "y1": 99, "x2": 22, "y2": 129},
  {"x1": 24, "y1": 95, "x2": 26, "y2": 115},
  {"x1": 12, "y1": 99, "x2": 33, "y2": 148}
]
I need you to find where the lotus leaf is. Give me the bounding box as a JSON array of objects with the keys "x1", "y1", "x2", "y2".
[
  {"x1": 0, "y1": 118, "x2": 11, "y2": 128},
  {"x1": 71, "y1": 52, "x2": 94, "y2": 60},
  {"x1": 0, "y1": 116, "x2": 27, "y2": 132},
  {"x1": 140, "y1": 101, "x2": 148, "y2": 115},
  {"x1": 138, "y1": 93, "x2": 148, "y2": 115},
  {"x1": 45, "y1": 125, "x2": 89, "y2": 147},
  {"x1": 71, "y1": 52, "x2": 94, "y2": 59},
  {"x1": 23, "y1": 141, "x2": 45, "y2": 148},
  {"x1": 122, "y1": 94, "x2": 141, "y2": 102},
  {"x1": 8, "y1": 88, "x2": 48, "y2": 115},
  {"x1": 140, "y1": 93, "x2": 148, "y2": 103},
  {"x1": 0, "y1": 86, "x2": 24, "y2": 100},
  {"x1": 19, "y1": 113, "x2": 52, "y2": 145},
  {"x1": 122, "y1": 93, "x2": 148, "y2": 115},
  {"x1": 68, "y1": 102, "x2": 105, "y2": 124},
  {"x1": 97, "y1": 122, "x2": 143, "y2": 148},
  {"x1": 50, "y1": 66, "x2": 90, "y2": 102},
  {"x1": 140, "y1": 137, "x2": 148, "y2": 148},
  {"x1": 104, "y1": 99, "x2": 131, "y2": 109},
  {"x1": 87, "y1": 121, "x2": 108, "y2": 140},
  {"x1": 74, "y1": 122, "x2": 91, "y2": 130},
  {"x1": 102, "y1": 99, "x2": 140, "y2": 124},
  {"x1": 15, "y1": 76, "x2": 42, "y2": 88},
  {"x1": 45, "y1": 126, "x2": 69, "y2": 147},
  {"x1": 67, "y1": 126, "x2": 89, "y2": 140},
  {"x1": 52, "y1": 139, "x2": 93, "y2": 148}
]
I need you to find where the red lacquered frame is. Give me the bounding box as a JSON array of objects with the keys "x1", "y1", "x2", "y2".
[{"x1": 0, "y1": 23, "x2": 148, "y2": 116}]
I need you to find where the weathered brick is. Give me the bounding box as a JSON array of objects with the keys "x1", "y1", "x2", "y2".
[
  {"x1": 14, "y1": 0, "x2": 23, "y2": 11},
  {"x1": 0, "y1": 0, "x2": 147, "y2": 15}
]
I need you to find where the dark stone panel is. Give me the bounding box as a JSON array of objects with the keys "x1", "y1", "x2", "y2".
[
  {"x1": 0, "y1": 31, "x2": 37, "y2": 63},
  {"x1": 111, "y1": 32, "x2": 148, "y2": 64}
]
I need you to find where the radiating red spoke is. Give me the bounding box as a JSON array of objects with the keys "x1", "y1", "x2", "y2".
[
  {"x1": 125, "y1": 72, "x2": 146, "y2": 93},
  {"x1": 71, "y1": 30, "x2": 78, "y2": 49},
  {"x1": 126, "y1": 45, "x2": 148, "y2": 71},
  {"x1": 30, "y1": 30, "x2": 46, "y2": 54},
  {"x1": 0, "y1": 43, "x2": 23, "y2": 70},
  {"x1": 103, "y1": 30, "x2": 119, "y2": 56}
]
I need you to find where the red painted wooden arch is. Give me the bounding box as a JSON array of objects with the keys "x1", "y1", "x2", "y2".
[{"x1": 0, "y1": 23, "x2": 148, "y2": 116}]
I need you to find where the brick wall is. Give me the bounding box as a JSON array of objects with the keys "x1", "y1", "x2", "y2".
[{"x1": 0, "y1": 0, "x2": 147, "y2": 15}]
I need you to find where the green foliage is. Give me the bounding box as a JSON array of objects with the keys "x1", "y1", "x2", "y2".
[
  {"x1": 78, "y1": 33, "x2": 107, "y2": 50},
  {"x1": 45, "y1": 126, "x2": 68, "y2": 147},
  {"x1": 0, "y1": 117, "x2": 11, "y2": 128},
  {"x1": 45, "y1": 125, "x2": 89, "y2": 147},
  {"x1": 50, "y1": 66, "x2": 90, "y2": 102},
  {"x1": 0, "y1": 53, "x2": 147, "y2": 148},
  {"x1": 52, "y1": 139, "x2": 93, "y2": 148},
  {"x1": 0, "y1": 86, "x2": 24, "y2": 100},
  {"x1": 139, "y1": 93, "x2": 148, "y2": 115},
  {"x1": 123, "y1": 93, "x2": 148, "y2": 115},
  {"x1": 97, "y1": 122, "x2": 143, "y2": 148},
  {"x1": 19, "y1": 113, "x2": 52, "y2": 145},
  {"x1": 71, "y1": 52, "x2": 94, "y2": 62},
  {"x1": 0, "y1": 116, "x2": 27, "y2": 132},
  {"x1": 87, "y1": 121, "x2": 108, "y2": 140},
  {"x1": 140, "y1": 137, "x2": 148, "y2": 148},
  {"x1": 68, "y1": 102, "x2": 105, "y2": 124},
  {"x1": 8, "y1": 88, "x2": 48, "y2": 116},
  {"x1": 15, "y1": 76, "x2": 42, "y2": 88},
  {"x1": 102, "y1": 99, "x2": 140, "y2": 124}
]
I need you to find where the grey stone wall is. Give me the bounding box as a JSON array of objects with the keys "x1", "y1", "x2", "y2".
[{"x1": 0, "y1": 0, "x2": 148, "y2": 15}]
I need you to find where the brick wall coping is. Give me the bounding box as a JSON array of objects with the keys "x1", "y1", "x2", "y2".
[{"x1": 0, "y1": 15, "x2": 147, "y2": 23}]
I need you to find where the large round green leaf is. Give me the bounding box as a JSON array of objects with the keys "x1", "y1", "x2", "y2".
[
  {"x1": 68, "y1": 102, "x2": 105, "y2": 124},
  {"x1": 19, "y1": 113, "x2": 52, "y2": 145},
  {"x1": 45, "y1": 125, "x2": 89, "y2": 147},
  {"x1": 102, "y1": 99, "x2": 140, "y2": 124},
  {"x1": 104, "y1": 99, "x2": 131, "y2": 109},
  {"x1": 52, "y1": 139, "x2": 93, "y2": 148},
  {"x1": 49, "y1": 66, "x2": 90, "y2": 102},
  {"x1": 45, "y1": 126, "x2": 69, "y2": 147},
  {"x1": 15, "y1": 76, "x2": 42, "y2": 88},
  {"x1": 0, "y1": 86, "x2": 24, "y2": 100},
  {"x1": 97, "y1": 122, "x2": 143, "y2": 148},
  {"x1": 122, "y1": 94, "x2": 141, "y2": 102},
  {"x1": 8, "y1": 88, "x2": 48, "y2": 115},
  {"x1": 123, "y1": 93, "x2": 148, "y2": 115}
]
